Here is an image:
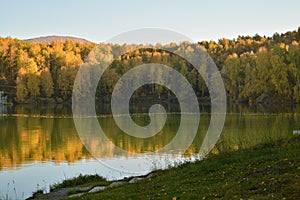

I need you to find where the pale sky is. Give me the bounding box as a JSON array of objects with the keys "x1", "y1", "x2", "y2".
[{"x1": 0, "y1": 0, "x2": 299, "y2": 43}]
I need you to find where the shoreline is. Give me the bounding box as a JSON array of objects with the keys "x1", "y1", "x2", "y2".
[{"x1": 27, "y1": 135, "x2": 300, "y2": 199}]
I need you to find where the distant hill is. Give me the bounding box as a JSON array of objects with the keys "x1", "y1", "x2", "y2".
[{"x1": 24, "y1": 35, "x2": 94, "y2": 44}]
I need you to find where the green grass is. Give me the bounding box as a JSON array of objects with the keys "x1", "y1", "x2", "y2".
[
  {"x1": 65, "y1": 135, "x2": 300, "y2": 200},
  {"x1": 51, "y1": 174, "x2": 109, "y2": 190}
]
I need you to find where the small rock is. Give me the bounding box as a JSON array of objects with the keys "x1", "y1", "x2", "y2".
[
  {"x1": 129, "y1": 177, "x2": 144, "y2": 183},
  {"x1": 146, "y1": 172, "x2": 154, "y2": 178},
  {"x1": 68, "y1": 193, "x2": 85, "y2": 198},
  {"x1": 88, "y1": 186, "x2": 106, "y2": 193},
  {"x1": 110, "y1": 181, "x2": 128, "y2": 187},
  {"x1": 74, "y1": 186, "x2": 94, "y2": 192}
]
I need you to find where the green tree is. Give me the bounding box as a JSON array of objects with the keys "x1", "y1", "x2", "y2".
[
  {"x1": 255, "y1": 50, "x2": 274, "y2": 101},
  {"x1": 223, "y1": 53, "x2": 242, "y2": 100},
  {"x1": 287, "y1": 44, "x2": 300, "y2": 102},
  {"x1": 57, "y1": 66, "x2": 78, "y2": 100},
  {"x1": 40, "y1": 67, "x2": 54, "y2": 99},
  {"x1": 16, "y1": 68, "x2": 28, "y2": 103},
  {"x1": 270, "y1": 45, "x2": 290, "y2": 100},
  {"x1": 27, "y1": 73, "x2": 40, "y2": 101}
]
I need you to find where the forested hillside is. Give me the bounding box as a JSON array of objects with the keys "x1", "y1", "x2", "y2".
[
  {"x1": 0, "y1": 27, "x2": 300, "y2": 104},
  {"x1": 24, "y1": 35, "x2": 93, "y2": 44}
]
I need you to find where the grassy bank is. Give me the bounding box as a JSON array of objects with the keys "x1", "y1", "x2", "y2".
[{"x1": 49, "y1": 135, "x2": 300, "y2": 199}]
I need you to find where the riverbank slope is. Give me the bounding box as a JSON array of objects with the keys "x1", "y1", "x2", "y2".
[{"x1": 30, "y1": 135, "x2": 300, "y2": 199}]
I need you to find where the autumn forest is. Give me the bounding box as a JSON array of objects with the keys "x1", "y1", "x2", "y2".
[{"x1": 1, "y1": 27, "x2": 300, "y2": 104}]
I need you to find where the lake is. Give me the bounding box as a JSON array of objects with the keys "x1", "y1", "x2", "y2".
[{"x1": 0, "y1": 104, "x2": 299, "y2": 199}]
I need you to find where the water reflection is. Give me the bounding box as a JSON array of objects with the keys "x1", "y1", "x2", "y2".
[
  {"x1": 0, "y1": 116, "x2": 91, "y2": 170},
  {"x1": 0, "y1": 104, "x2": 298, "y2": 171},
  {"x1": 215, "y1": 113, "x2": 298, "y2": 153},
  {"x1": 0, "y1": 104, "x2": 299, "y2": 199}
]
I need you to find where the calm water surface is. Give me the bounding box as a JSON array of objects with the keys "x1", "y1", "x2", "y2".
[{"x1": 0, "y1": 104, "x2": 299, "y2": 199}]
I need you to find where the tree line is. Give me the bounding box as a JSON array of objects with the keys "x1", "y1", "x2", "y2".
[{"x1": 0, "y1": 27, "x2": 300, "y2": 104}]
